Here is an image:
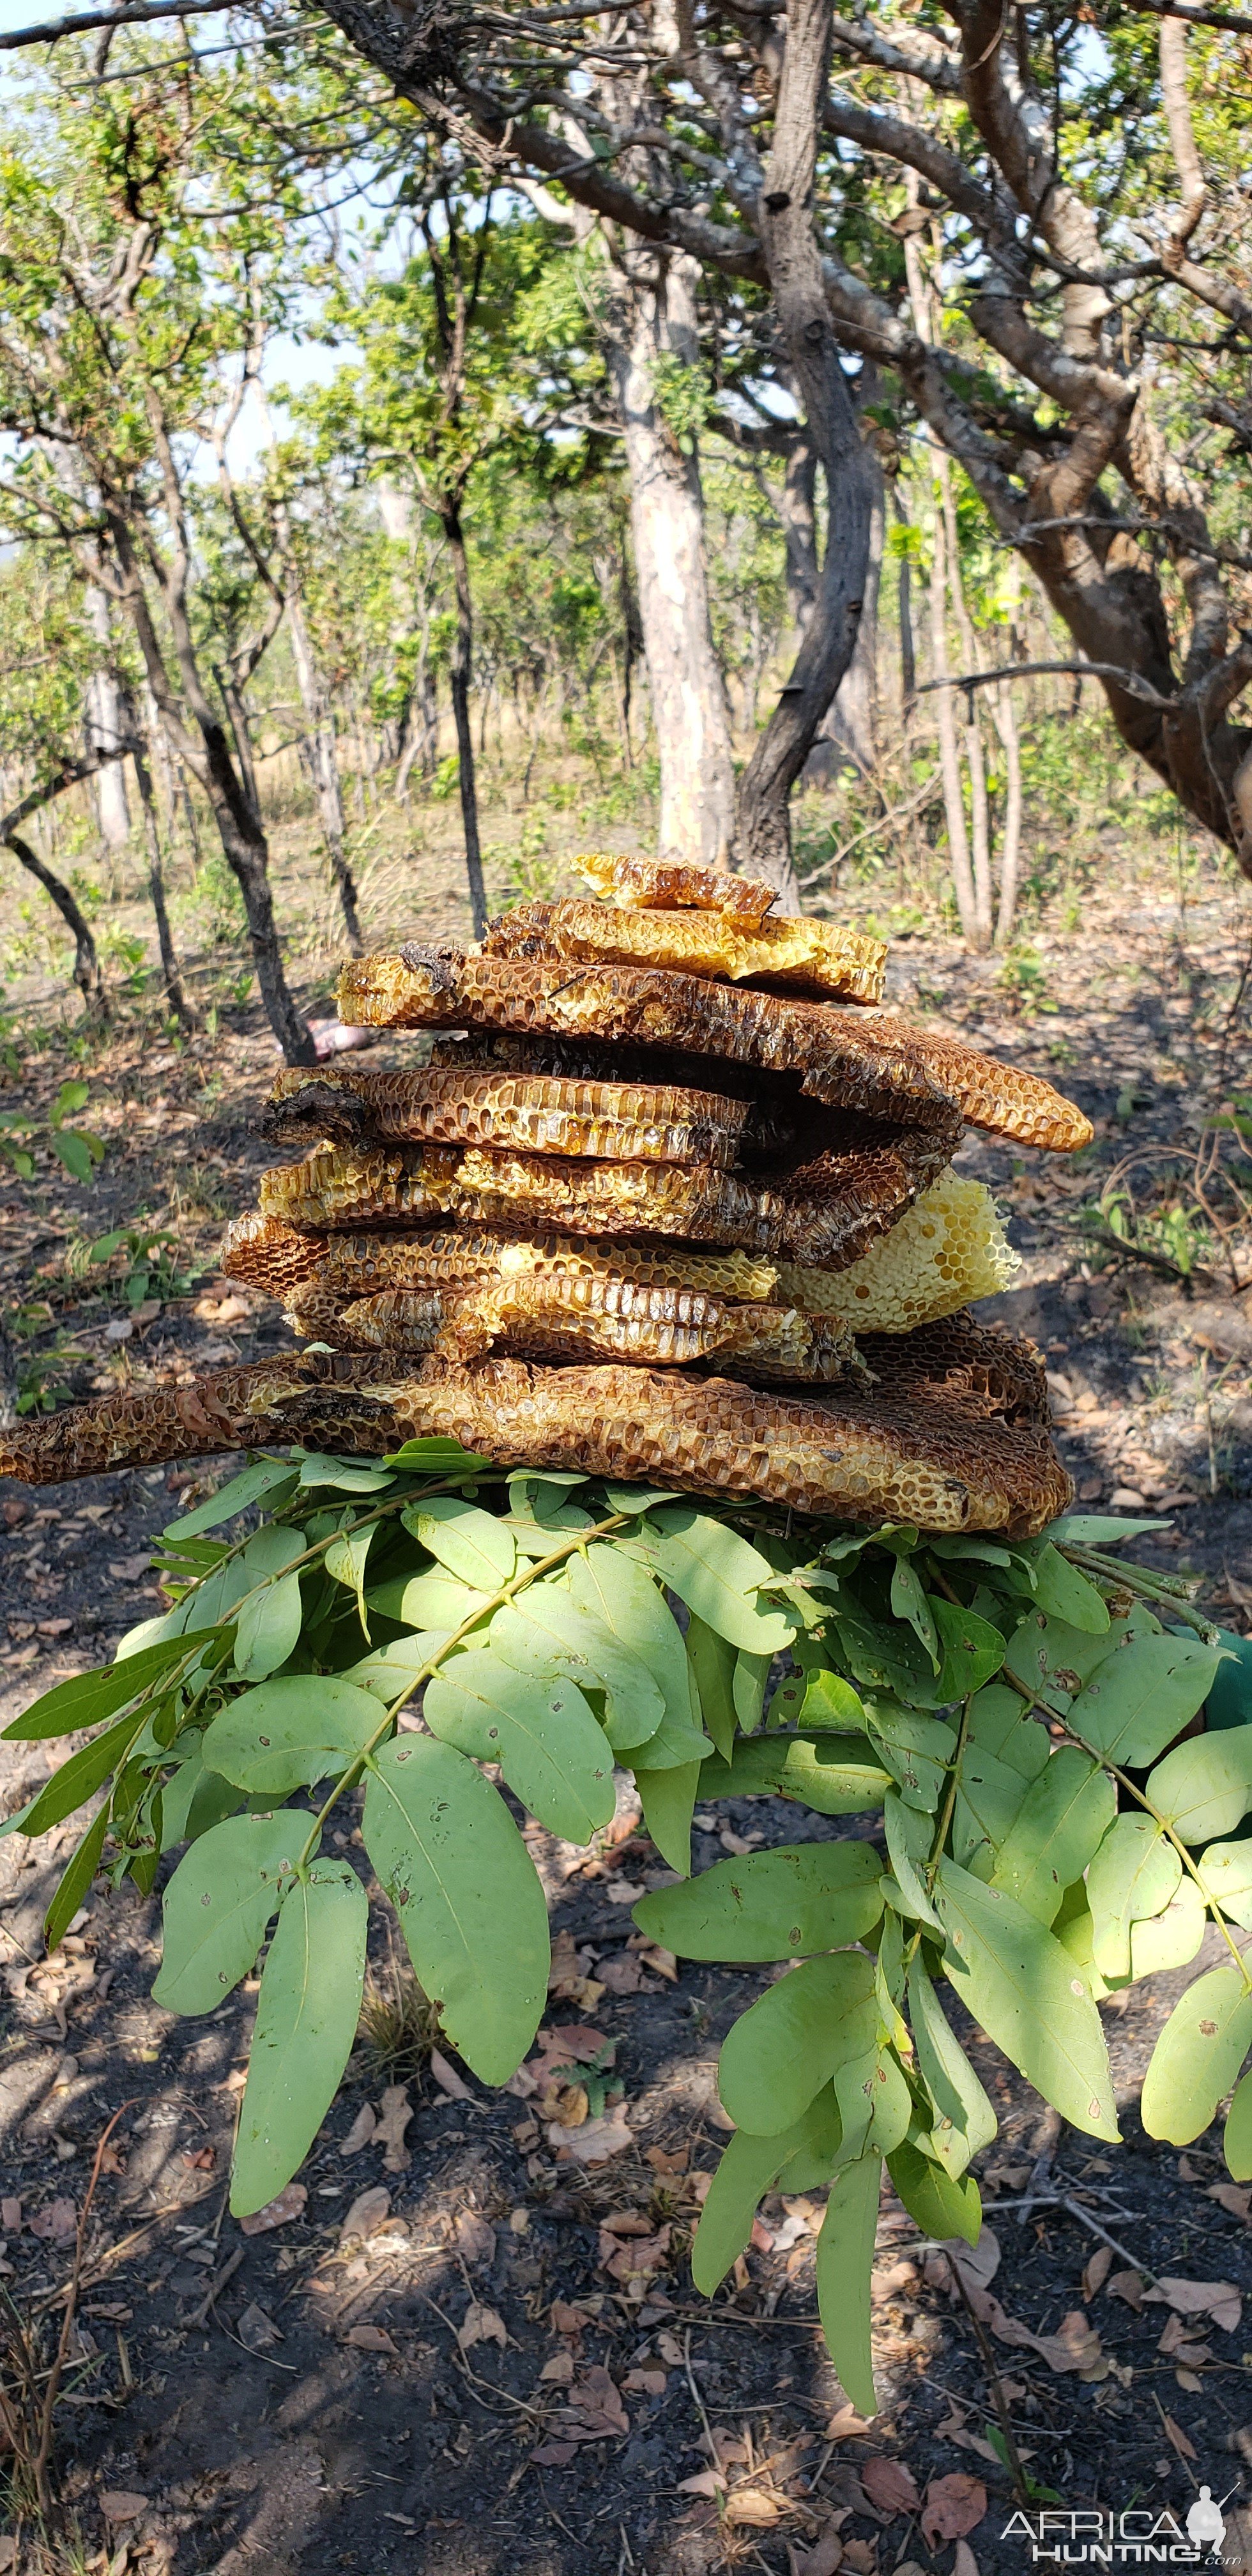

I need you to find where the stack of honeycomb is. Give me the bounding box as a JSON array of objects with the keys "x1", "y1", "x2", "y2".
[{"x1": 0, "y1": 856, "x2": 1090, "y2": 1533}]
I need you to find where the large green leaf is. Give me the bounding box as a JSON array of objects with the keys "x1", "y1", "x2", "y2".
[
  {"x1": 699, "y1": 1733, "x2": 891, "y2": 1815},
  {"x1": 153, "y1": 1811, "x2": 303, "y2": 2014},
  {"x1": 684, "y1": 1613, "x2": 737, "y2": 1763},
  {"x1": 833, "y1": 2035, "x2": 912, "y2": 2158},
  {"x1": 1086, "y1": 1816, "x2": 1181, "y2": 1977},
  {"x1": 883, "y1": 1790, "x2": 941, "y2": 1929},
  {"x1": 815, "y1": 2152, "x2": 881, "y2": 2417},
  {"x1": 928, "y1": 1596, "x2": 1007, "y2": 1698},
  {"x1": 4, "y1": 1708, "x2": 149, "y2": 1839},
  {"x1": 161, "y1": 1456, "x2": 298, "y2": 1540},
  {"x1": 935, "y1": 1859, "x2": 1119, "y2": 2139},
  {"x1": 324, "y1": 1522, "x2": 376, "y2": 1639},
  {"x1": 1196, "y1": 1841, "x2": 1252, "y2": 1931},
  {"x1": 867, "y1": 1703, "x2": 955, "y2": 1814},
  {"x1": 1147, "y1": 1727, "x2": 1252, "y2": 1844},
  {"x1": 631, "y1": 1506, "x2": 797, "y2": 1654},
  {"x1": 233, "y1": 1528, "x2": 308, "y2": 1683},
  {"x1": 231, "y1": 1862, "x2": 369, "y2": 2216},
  {"x1": 732, "y1": 1648, "x2": 771, "y2": 1735},
  {"x1": 632, "y1": 1842, "x2": 883, "y2": 1962},
  {"x1": 635, "y1": 1759, "x2": 701, "y2": 1876},
  {"x1": 718, "y1": 1949, "x2": 877, "y2": 2135},
  {"x1": 406, "y1": 1494, "x2": 516, "y2": 1589},
  {"x1": 1028, "y1": 1545, "x2": 1111, "y2": 1635},
  {"x1": 1004, "y1": 1602, "x2": 1159, "y2": 1715},
  {"x1": 692, "y1": 2090, "x2": 843, "y2": 2295},
  {"x1": 952, "y1": 1743, "x2": 1030, "y2": 1880},
  {"x1": 1067, "y1": 1634, "x2": 1222, "y2": 1768},
  {"x1": 1129, "y1": 1878, "x2": 1206, "y2": 1977},
  {"x1": 989, "y1": 1748, "x2": 1117, "y2": 1926},
  {"x1": 45, "y1": 1809, "x2": 109, "y2": 1952},
  {"x1": 2, "y1": 1637, "x2": 192, "y2": 1742},
  {"x1": 887, "y1": 2140, "x2": 981, "y2": 2250},
  {"x1": 423, "y1": 1652, "x2": 615, "y2": 1843},
  {"x1": 201, "y1": 1677, "x2": 383, "y2": 1797},
  {"x1": 966, "y1": 1684, "x2": 1050, "y2": 1782},
  {"x1": 566, "y1": 1545, "x2": 696, "y2": 1755},
  {"x1": 369, "y1": 1570, "x2": 494, "y2": 1630},
  {"x1": 1141, "y1": 1966, "x2": 1252, "y2": 2145},
  {"x1": 362, "y1": 1736, "x2": 548, "y2": 2082},
  {"x1": 1224, "y1": 2068, "x2": 1252, "y2": 2181},
  {"x1": 489, "y1": 1584, "x2": 664, "y2": 1752},
  {"x1": 906, "y1": 1960, "x2": 998, "y2": 2177},
  {"x1": 158, "y1": 1744, "x2": 248, "y2": 1851}
]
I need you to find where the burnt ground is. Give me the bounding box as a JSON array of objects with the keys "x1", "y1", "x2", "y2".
[{"x1": 1, "y1": 861, "x2": 1251, "y2": 2576}]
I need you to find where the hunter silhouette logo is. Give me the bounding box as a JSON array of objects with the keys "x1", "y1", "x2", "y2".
[{"x1": 1002, "y1": 2492, "x2": 1241, "y2": 2563}]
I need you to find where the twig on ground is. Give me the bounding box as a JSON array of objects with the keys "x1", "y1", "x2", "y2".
[
  {"x1": 1018, "y1": 2107, "x2": 1062, "y2": 2228},
  {"x1": 943, "y1": 2249, "x2": 1032, "y2": 2510},
  {"x1": 188, "y1": 2241, "x2": 244, "y2": 2331},
  {"x1": 33, "y1": 2097, "x2": 136, "y2": 2515}
]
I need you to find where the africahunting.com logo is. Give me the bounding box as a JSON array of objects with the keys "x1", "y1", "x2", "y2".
[{"x1": 1002, "y1": 2490, "x2": 1243, "y2": 2565}]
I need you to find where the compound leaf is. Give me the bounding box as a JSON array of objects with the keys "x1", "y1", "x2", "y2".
[
  {"x1": 424, "y1": 1652, "x2": 615, "y2": 1843},
  {"x1": 363, "y1": 1735, "x2": 547, "y2": 2082},
  {"x1": 1147, "y1": 1727, "x2": 1252, "y2": 1845},
  {"x1": 407, "y1": 1494, "x2": 515, "y2": 1589},
  {"x1": 989, "y1": 1748, "x2": 1116, "y2": 1926},
  {"x1": 153, "y1": 1811, "x2": 303, "y2": 2014},
  {"x1": 1087, "y1": 1816, "x2": 1181, "y2": 1977},
  {"x1": 1141, "y1": 1966, "x2": 1252, "y2": 2145},
  {"x1": 632, "y1": 1505, "x2": 797, "y2": 1654},
  {"x1": 232, "y1": 1862, "x2": 368, "y2": 2216},
  {"x1": 815, "y1": 2152, "x2": 880, "y2": 2418},
  {"x1": 201, "y1": 1677, "x2": 382, "y2": 1797},
  {"x1": 935, "y1": 1859, "x2": 1118, "y2": 2140},
  {"x1": 718, "y1": 1949, "x2": 877, "y2": 2136},
  {"x1": 633, "y1": 1842, "x2": 883, "y2": 1962}
]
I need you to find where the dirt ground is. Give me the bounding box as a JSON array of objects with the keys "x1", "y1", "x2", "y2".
[{"x1": 1, "y1": 834, "x2": 1251, "y2": 2575}]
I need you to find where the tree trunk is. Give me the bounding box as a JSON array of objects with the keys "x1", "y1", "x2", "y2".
[
  {"x1": 109, "y1": 522, "x2": 313, "y2": 1064},
  {"x1": 928, "y1": 496, "x2": 980, "y2": 944},
  {"x1": 780, "y1": 436, "x2": 818, "y2": 648},
  {"x1": 991, "y1": 677, "x2": 1024, "y2": 948},
  {"x1": 4, "y1": 831, "x2": 105, "y2": 1013},
  {"x1": 441, "y1": 499, "x2": 487, "y2": 939},
  {"x1": 805, "y1": 445, "x2": 884, "y2": 782},
  {"x1": 214, "y1": 669, "x2": 261, "y2": 827},
  {"x1": 83, "y1": 583, "x2": 132, "y2": 850},
  {"x1": 735, "y1": 0, "x2": 875, "y2": 896},
  {"x1": 286, "y1": 585, "x2": 362, "y2": 952},
  {"x1": 937, "y1": 448, "x2": 993, "y2": 946},
  {"x1": 132, "y1": 734, "x2": 197, "y2": 1032},
  {"x1": 602, "y1": 249, "x2": 737, "y2": 873},
  {"x1": 894, "y1": 486, "x2": 917, "y2": 712}
]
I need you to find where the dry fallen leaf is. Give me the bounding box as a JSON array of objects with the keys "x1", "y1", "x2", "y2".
[
  {"x1": 0, "y1": 2535, "x2": 16, "y2": 2572},
  {"x1": 797, "y1": 2535, "x2": 844, "y2": 2576},
  {"x1": 596, "y1": 1955, "x2": 651, "y2": 1995},
  {"x1": 455, "y1": 2209, "x2": 497, "y2": 2269},
  {"x1": 375, "y1": 2085, "x2": 412, "y2": 2173},
  {"x1": 921, "y1": 2474, "x2": 988, "y2": 2547},
  {"x1": 623, "y1": 2366, "x2": 668, "y2": 2395},
  {"x1": 1082, "y1": 2244, "x2": 1114, "y2": 2301},
  {"x1": 656, "y1": 2329, "x2": 685, "y2": 2366},
  {"x1": 677, "y1": 2470, "x2": 727, "y2": 2499},
  {"x1": 1160, "y1": 2412, "x2": 1198, "y2": 2461},
  {"x1": 429, "y1": 2047, "x2": 473, "y2": 2103},
  {"x1": 100, "y1": 2492, "x2": 148, "y2": 2524},
  {"x1": 550, "y1": 2299, "x2": 592, "y2": 2338},
  {"x1": 629, "y1": 1938, "x2": 678, "y2": 1981},
  {"x1": 551, "y1": 2111, "x2": 633, "y2": 2166},
  {"x1": 861, "y1": 2457, "x2": 920, "y2": 2516},
  {"x1": 723, "y1": 2490, "x2": 782, "y2": 2527},
  {"x1": 539, "y1": 2350, "x2": 575, "y2": 2384},
  {"x1": 236, "y1": 2302, "x2": 282, "y2": 2352},
  {"x1": 29, "y1": 2198, "x2": 77, "y2": 2246},
  {"x1": 339, "y1": 2104, "x2": 376, "y2": 2158},
  {"x1": 560, "y1": 2362, "x2": 630, "y2": 2439},
  {"x1": 1207, "y1": 2183, "x2": 1251, "y2": 2222},
  {"x1": 953, "y1": 2544, "x2": 981, "y2": 2576},
  {"x1": 1108, "y1": 2270, "x2": 1145, "y2": 2312},
  {"x1": 340, "y1": 2187, "x2": 392, "y2": 2245},
  {"x1": 1144, "y1": 2278, "x2": 1242, "y2": 2333},
  {"x1": 825, "y1": 2404, "x2": 874, "y2": 2442},
  {"x1": 458, "y1": 2299, "x2": 508, "y2": 2353},
  {"x1": 240, "y1": 2182, "x2": 307, "y2": 2237},
  {"x1": 345, "y1": 2322, "x2": 398, "y2": 2354}
]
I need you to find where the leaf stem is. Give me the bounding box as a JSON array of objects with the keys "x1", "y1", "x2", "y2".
[{"x1": 294, "y1": 1510, "x2": 633, "y2": 1869}]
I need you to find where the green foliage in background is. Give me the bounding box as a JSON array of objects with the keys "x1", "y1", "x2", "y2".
[{"x1": 4, "y1": 1452, "x2": 1251, "y2": 2411}]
